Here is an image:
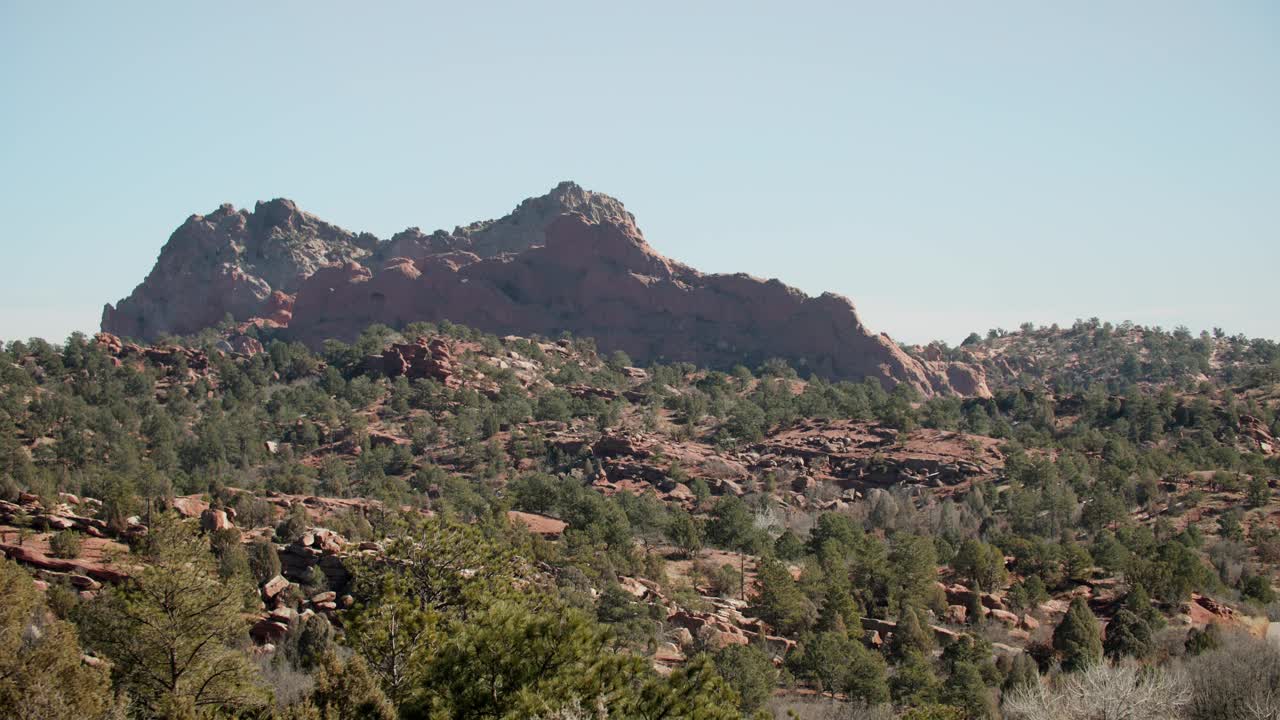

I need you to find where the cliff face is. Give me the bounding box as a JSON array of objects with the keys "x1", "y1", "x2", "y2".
[
  {"x1": 104, "y1": 183, "x2": 988, "y2": 396},
  {"x1": 102, "y1": 199, "x2": 371, "y2": 339}
]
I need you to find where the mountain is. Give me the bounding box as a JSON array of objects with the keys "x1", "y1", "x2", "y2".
[{"x1": 103, "y1": 182, "x2": 987, "y2": 397}]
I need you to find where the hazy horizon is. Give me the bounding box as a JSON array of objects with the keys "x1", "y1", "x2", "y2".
[{"x1": 3, "y1": 2, "x2": 1277, "y2": 346}]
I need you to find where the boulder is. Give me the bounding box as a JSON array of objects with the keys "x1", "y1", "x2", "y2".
[
  {"x1": 200, "y1": 508, "x2": 234, "y2": 532},
  {"x1": 989, "y1": 608, "x2": 1020, "y2": 626},
  {"x1": 250, "y1": 618, "x2": 290, "y2": 644},
  {"x1": 262, "y1": 575, "x2": 289, "y2": 599}
]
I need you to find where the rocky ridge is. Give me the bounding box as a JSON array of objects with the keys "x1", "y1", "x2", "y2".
[{"x1": 104, "y1": 183, "x2": 988, "y2": 397}]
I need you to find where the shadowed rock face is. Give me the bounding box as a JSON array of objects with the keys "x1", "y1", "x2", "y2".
[{"x1": 103, "y1": 182, "x2": 988, "y2": 396}]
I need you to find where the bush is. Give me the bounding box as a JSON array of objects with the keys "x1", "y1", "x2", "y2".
[
  {"x1": 49, "y1": 530, "x2": 83, "y2": 559},
  {"x1": 1184, "y1": 633, "x2": 1280, "y2": 720},
  {"x1": 248, "y1": 540, "x2": 281, "y2": 584},
  {"x1": 713, "y1": 644, "x2": 777, "y2": 714},
  {"x1": 1003, "y1": 662, "x2": 1189, "y2": 720}
]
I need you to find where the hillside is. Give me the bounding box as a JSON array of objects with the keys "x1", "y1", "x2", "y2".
[{"x1": 2, "y1": 317, "x2": 1279, "y2": 718}]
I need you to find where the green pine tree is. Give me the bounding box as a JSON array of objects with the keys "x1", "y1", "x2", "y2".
[
  {"x1": 891, "y1": 650, "x2": 941, "y2": 707},
  {"x1": 891, "y1": 605, "x2": 935, "y2": 660},
  {"x1": 0, "y1": 558, "x2": 119, "y2": 719},
  {"x1": 1052, "y1": 596, "x2": 1103, "y2": 672},
  {"x1": 79, "y1": 516, "x2": 268, "y2": 716},
  {"x1": 942, "y1": 661, "x2": 996, "y2": 720},
  {"x1": 1103, "y1": 608, "x2": 1152, "y2": 660}
]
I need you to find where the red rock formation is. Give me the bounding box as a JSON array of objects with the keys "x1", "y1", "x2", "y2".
[
  {"x1": 102, "y1": 199, "x2": 372, "y2": 340},
  {"x1": 364, "y1": 337, "x2": 460, "y2": 388},
  {"x1": 105, "y1": 183, "x2": 988, "y2": 396},
  {"x1": 0, "y1": 543, "x2": 129, "y2": 584},
  {"x1": 286, "y1": 213, "x2": 986, "y2": 396}
]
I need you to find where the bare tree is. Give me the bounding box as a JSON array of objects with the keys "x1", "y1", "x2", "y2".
[
  {"x1": 1184, "y1": 632, "x2": 1280, "y2": 720},
  {"x1": 1003, "y1": 661, "x2": 1190, "y2": 720}
]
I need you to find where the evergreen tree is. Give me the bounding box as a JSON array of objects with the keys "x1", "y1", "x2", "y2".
[
  {"x1": 630, "y1": 654, "x2": 741, "y2": 720},
  {"x1": 789, "y1": 631, "x2": 853, "y2": 695},
  {"x1": 890, "y1": 534, "x2": 941, "y2": 610},
  {"x1": 891, "y1": 651, "x2": 941, "y2": 707},
  {"x1": 1102, "y1": 608, "x2": 1152, "y2": 660},
  {"x1": 773, "y1": 529, "x2": 805, "y2": 561},
  {"x1": 952, "y1": 539, "x2": 1008, "y2": 592},
  {"x1": 1124, "y1": 583, "x2": 1164, "y2": 630},
  {"x1": 965, "y1": 582, "x2": 985, "y2": 626},
  {"x1": 343, "y1": 576, "x2": 436, "y2": 707},
  {"x1": 752, "y1": 558, "x2": 813, "y2": 636},
  {"x1": 891, "y1": 605, "x2": 934, "y2": 660},
  {"x1": 411, "y1": 600, "x2": 637, "y2": 718},
  {"x1": 79, "y1": 516, "x2": 267, "y2": 717},
  {"x1": 713, "y1": 644, "x2": 778, "y2": 715},
  {"x1": 1247, "y1": 475, "x2": 1271, "y2": 508},
  {"x1": 1184, "y1": 623, "x2": 1221, "y2": 656},
  {"x1": 843, "y1": 639, "x2": 891, "y2": 706},
  {"x1": 309, "y1": 652, "x2": 397, "y2": 720},
  {"x1": 1052, "y1": 596, "x2": 1103, "y2": 672},
  {"x1": 248, "y1": 538, "x2": 282, "y2": 584},
  {"x1": 815, "y1": 581, "x2": 861, "y2": 637},
  {"x1": 942, "y1": 661, "x2": 996, "y2": 720},
  {"x1": 0, "y1": 558, "x2": 118, "y2": 719},
  {"x1": 666, "y1": 508, "x2": 703, "y2": 557},
  {"x1": 1000, "y1": 653, "x2": 1039, "y2": 694}
]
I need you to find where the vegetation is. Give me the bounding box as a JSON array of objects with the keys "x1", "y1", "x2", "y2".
[{"x1": 0, "y1": 318, "x2": 1276, "y2": 717}]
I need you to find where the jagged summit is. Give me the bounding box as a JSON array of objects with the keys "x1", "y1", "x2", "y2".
[
  {"x1": 102, "y1": 183, "x2": 618, "y2": 341},
  {"x1": 103, "y1": 183, "x2": 989, "y2": 396},
  {"x1": 444, "y1": 180, "x2": 639, "y2": 259}
]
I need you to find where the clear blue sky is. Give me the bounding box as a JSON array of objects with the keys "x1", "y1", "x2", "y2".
[{"x1": 2, "y1": 2, "x2": 1277, "y2": 345}]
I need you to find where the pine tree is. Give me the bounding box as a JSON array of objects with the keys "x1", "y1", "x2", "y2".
[
  {"x1": 1124, "y1": 583, "x2": 1165, "y2": 630},
  {"x1": 309, "y1": 652, "x2": 397, "y2": 720},
  {"x1": 815, "y1": 582, "x2": 861, "y2": 637},
  {"x1": 843, "y1": 639, "x2": 891, "y2": 706},
  {"x1": 417, "y1": 600, "x2": 632, "y2": 718},
  {"x1": 965, "y1": 582, "x2": 985, "y2": 626},
  {"x1": 1103, "y1": 608, "x2": 1152, "y2": 660},
  {"x1": 343, "y1": 577, "x2": 436, "y2": 707},
  {"x1": 952, "y1": 539, "x2": 1008, "y2": 591},
  {"x1": 1000, "y1": 652, "x2": 1039, "y2": 694},
  {"x1": 712, "y1": 644, "x2": 778, "y2": 715},
  {"x1": 891, "y1": 605, "x2": 935, "y2": 660},
  {"x1": 789, "y1": 631, "x2": 852, "y2": 695},
  {"x1": 891, "y1": 650, "x2": 941, "y2": 707},
  {"x1": 0, "y1": 558, "x2": 119, "y2": 719},
  {"x1": 752, "y1": 558, "x2": 814, "y2": 636},
  {"x1": 943, "y1": 661, "x2": 996, "y2": 720},
  {"x1": 1052, "y1": 596, "x2": 1103, "y2": 672},
  {"x1": 79, "y1": 516, "x2": 268, "y2": 716},
  {"x1": 1247, "y1": 475, "x2": 1271, "y2": 508},
  {"x1": 630, "y1": 654, "x2": 741, "y2": 720}
]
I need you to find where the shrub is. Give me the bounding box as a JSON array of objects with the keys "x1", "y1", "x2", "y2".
[
  {"x1": 1184, "y1": 633, "x2": 1280, "y2": 720},
  {"x1": 49, "y1": 530, "x2": 83, "y2": 559},
  {"x1": 1003, "y1": 662, "x2": 1189, "y2": 720}
]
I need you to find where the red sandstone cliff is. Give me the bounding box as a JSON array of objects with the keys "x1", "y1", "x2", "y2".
[{"x1": 103, "y1": 183, "x2": 988, "y2": 396}]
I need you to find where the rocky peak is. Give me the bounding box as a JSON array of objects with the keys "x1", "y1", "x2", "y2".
[
  {"x1": 102, "y1": 198, "x2": 367, "y2": 340},
  {"x1": 450, "y1": 180, "x2": 636, "y2": 258},
  {"x1": 104, "y1": 183, "x2": 990, "y2": 396}
]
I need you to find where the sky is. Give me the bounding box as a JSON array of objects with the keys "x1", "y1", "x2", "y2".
[{"x1": 2, "y1": 1, "x2": 1277, "y2": 346}]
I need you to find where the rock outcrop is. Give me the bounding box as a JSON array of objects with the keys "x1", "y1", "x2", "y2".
[
  {"x1": 103, "y1": 199, "x2": 373, "y2": 340},
  {"x1": 363, "y1": 337, "x2": 460, "y2": 388},
  {"x1": 104, "y1": 182, "x2": 988, "y2": 396}
]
